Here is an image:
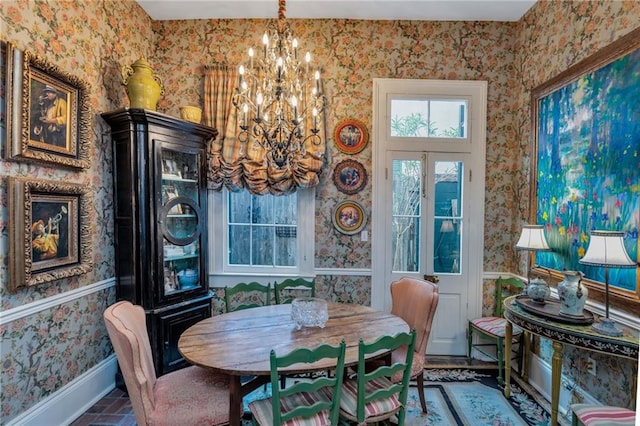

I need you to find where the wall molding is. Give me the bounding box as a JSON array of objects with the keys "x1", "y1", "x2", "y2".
[
  {"x1": 5, "y1": 355, "x2": 117, "y2": 426},
  {"x1": 314, "y1": 268, "x2": 372, "y2": 276},
  {"x1": 0, "y1": 278, "x2": 116, "y2": 325},
  {"x1": 527, "y1": 352, "x2": 599, "y2": 419}
]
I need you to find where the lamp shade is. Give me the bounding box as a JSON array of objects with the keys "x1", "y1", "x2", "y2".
[
  {"x1": 579, "y1": 230, "x2": 636, "y2": 268},
  {"x1": 440, "y1": 220, "x2": 454, "y2": 233},
  {"x1": 515, "y1": 225, "x2": 551, "y2": 251}
]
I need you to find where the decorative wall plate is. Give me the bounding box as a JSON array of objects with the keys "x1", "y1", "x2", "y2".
[
  {"x1": 334, "y1": 118, "x2": 368, "y2": 155},
  {"x1": 332, "y1": 159, "x2": 367, "y2": 195},
  {"x1": 333, "y1": 201, "x2": 367, "y2": 235}
]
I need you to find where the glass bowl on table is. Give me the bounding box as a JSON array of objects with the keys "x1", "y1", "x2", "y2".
[{"x1": 291, "y1": 297, "x2": 329, "y2": 330}]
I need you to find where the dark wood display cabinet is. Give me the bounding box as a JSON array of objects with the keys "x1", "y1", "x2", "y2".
[{"x1": 101, "y1": 108, "x2": 218, "y2": 376}]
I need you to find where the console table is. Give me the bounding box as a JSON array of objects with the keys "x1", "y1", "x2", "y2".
[{"x1": 502, "y1": 295, "x2": 638, "y2": 426}]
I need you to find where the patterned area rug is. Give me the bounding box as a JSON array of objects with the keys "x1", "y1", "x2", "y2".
[{"x1": 242, "y1": 368, "x2": 554, "y2": 425}]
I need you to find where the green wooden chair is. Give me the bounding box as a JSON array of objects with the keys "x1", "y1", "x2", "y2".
[
  {"x1": 274, "y1": 277, "x2": 315, "y2": 304},
  {"x1": 249, "y1": 340, "x2": 347, "y2": 426},
  {"x1": 224, "y1": 282, "x2": 271, "y2": 313},
  {"x1": 467, "y1": 276, "x2": 525, "y2": 384},
  {"x1": 337, "y1": 330, "x2": 416, "y2": 425}
]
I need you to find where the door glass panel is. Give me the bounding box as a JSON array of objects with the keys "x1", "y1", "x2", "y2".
[
  {"x1": 433, "y1": 161, "x2": 463, "y2": 274},
  {"x1": 391, "y1": 159, "x2": 422, "y2": 272},
  {"x1": 161, "y1": 147, "x2": 202, "y2": 295},
  {"x1": 390, "y1": 99, "x2": 467, "y2": 138}
]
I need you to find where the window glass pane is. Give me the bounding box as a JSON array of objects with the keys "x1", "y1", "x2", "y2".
[
  {"x1": 229, "y1": 225, "x2": 250, "y2": 264},
  {"x1": 391, "y1": 159, "x2": 421, "y2": 272},
  {"x1": 433, "y1": 161, "x2": 463, "y2": 274},
  {"x1": 252, "y1": 225, "x2": 273, "y2": 265},
  {"x1": 275, "y1": 229, "x2": 297, "y2": 266},
  {"x1": 252, "y1": 194, "x2": 273, "y2": 224},
  {"x1": 228, "y1": 191, "x2": 251, "y2": 223},
  {"x1": 390, "y1": 99, "x2": 467, "y2": 138},
  {"x1": 227, "y1": 192, "x2": 298, "y2": 267},
  {"x1": 274, "y1": 195, "x2": 296, "y2": 225}
]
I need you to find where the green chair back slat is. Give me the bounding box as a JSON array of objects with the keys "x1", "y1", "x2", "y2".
[
  {"x1": 224, "y1": 282, "x2": 271, "y2": 313},
  {"x1": 269, "y1": 340, "x2": 346, "y2": 425},
  {"x1": 495, "y1": 276, "x2": 525, "y2": 317},
  {"x1": 274, "y1": 277, "x2": 315, "y2": 304},
  {"x1": 354, "y1": 329, "x2": 416, "y2": 425}
]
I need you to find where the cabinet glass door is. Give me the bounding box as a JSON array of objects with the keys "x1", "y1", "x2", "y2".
[{"x1": 160, "y1": 147, "x2": 202, "y2": 296}]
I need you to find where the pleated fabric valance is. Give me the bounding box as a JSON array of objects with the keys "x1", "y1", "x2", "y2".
[{"x1": 203, "y1": 64, "x2": 326, "y2": 195}]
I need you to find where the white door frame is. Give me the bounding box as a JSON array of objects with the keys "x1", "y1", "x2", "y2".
[{"x1": 371, "y1": 79, "x2": 487, "y2": 340}]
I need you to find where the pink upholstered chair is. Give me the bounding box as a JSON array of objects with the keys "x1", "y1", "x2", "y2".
[
  {"x1": 103, "y1": 301, "x2": 238, "y2": 426},
  {"x1": 571, "y1": 404, "x2": 636, "y2": 426},
  {"x1": 389, "y1": 277, "x2": 440, "y2": 413}
]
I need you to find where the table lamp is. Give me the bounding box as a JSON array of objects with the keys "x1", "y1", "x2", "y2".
[
  {"x1": 579, "y1": 230, "x2": 636, "y2": 337},
  {"x1": 515, "y1": 224, "x2": 552, "y2": 283}
]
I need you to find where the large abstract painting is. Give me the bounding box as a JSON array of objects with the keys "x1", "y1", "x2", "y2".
[{"x1": 532, "y1": 29, "x2": 639, "y2": 299}]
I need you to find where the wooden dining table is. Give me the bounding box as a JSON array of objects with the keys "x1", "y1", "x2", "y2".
[{"x1": 178, "y1": 302, "x2": 409, "y2": 426}]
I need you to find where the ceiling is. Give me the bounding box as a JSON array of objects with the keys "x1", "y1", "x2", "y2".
[{"x1": 136, "y1": 0, "x2": 537, "y2": 22}]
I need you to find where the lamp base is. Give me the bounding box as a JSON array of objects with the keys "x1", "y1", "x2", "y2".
[{"x1": 591, "y1": 317, "x2": 623, "y2": 337}]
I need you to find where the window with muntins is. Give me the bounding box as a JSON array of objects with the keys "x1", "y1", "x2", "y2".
[{"x1": 208, "y1": 188, "x2": 314, "y2": 279}]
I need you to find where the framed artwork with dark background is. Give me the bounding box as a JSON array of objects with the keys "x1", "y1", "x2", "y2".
[
  {"x1": 8, "y1": 177, "x2": 93, "y2": 290},
  {"x1": 3, "y1": 41, "x2": 91, "y2": 169}
]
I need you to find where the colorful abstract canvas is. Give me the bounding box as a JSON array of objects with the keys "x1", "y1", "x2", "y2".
[{"x1": 534, "y1": 48, "x2": 639, "y2": 293}]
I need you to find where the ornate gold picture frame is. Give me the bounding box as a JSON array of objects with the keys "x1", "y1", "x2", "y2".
[
  {"x1": 332, "y1": 159, "x2": 368, "y2": 195},
  {"x1": 333, "y1": 200, "x2": 367, "y2": 235},
  {"x1": 8, "y1": 177, "x2": 93, "y2": 290},
  {"x1": 334, "y1": 118, "x2": 368, "y2": 155},
  {"x1": 4, "y1": 41, "x2": 91, "y2": 169}
]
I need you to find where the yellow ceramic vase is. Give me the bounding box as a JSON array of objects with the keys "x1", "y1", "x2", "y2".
[{"x1": 122, "y1": 58, "x2": 164, "y2": 111}]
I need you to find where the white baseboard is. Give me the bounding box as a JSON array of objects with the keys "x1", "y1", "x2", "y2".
[
  {"x1": 527, "y1": 352, "x2": 600, "y2": 417},
  {"x1": 6, "y1": 355, "x2": 117, "y2": 426}
]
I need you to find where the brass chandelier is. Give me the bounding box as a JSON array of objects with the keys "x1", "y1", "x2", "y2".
[{"x1": 233, "y1": 0, "x2": 326, "y2": 169}]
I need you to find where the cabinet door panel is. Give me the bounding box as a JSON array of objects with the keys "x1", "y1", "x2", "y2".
[{"x1": 157, "y1": 299, "x2": 212, "y2": 375}]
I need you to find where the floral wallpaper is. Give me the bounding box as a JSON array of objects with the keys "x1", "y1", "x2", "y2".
[
  {"x1": 1, "y1": 0, "x2": 154, "y2": 422},
  {"x1": 1, "y1": 0, "x2": 639, "y2": 422}
]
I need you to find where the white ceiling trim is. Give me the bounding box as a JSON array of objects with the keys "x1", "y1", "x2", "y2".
[{"x1": 136, "y1": 0, "x2": 537, "y2": 22}]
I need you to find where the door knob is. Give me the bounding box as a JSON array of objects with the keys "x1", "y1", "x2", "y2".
[{"x1": 423, "y1": 274, "x2": 440, "y2": 283}]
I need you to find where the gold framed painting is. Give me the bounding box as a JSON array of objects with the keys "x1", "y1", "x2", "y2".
[
  {"x1": 333, "y1": 200, "x2": 367, "y2": 235},
  {"x1": 332, "y1": 159, "x2": 368, "y2": 195},
  {"x1": 334, "y1": 118, "x2": 368, "y2": 155},
  {"x1": 530, "y1": 28, "x2": 640, "y2": 312},
  {"x1": 8, "y1": 177, "x2": 93, "y2": 290},
  {"x1": 4, "y1": 41, "x2": 91, "y2": 169}
]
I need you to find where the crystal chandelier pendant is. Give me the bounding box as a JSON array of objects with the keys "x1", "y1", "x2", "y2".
[{"x1": 233, "y1": 0, "x2": 326, "y2": 169}]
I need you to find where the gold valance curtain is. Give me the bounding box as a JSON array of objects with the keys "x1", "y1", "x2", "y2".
[{"x1": 204, "y1": 64, "x2": 325, "y2": 195}]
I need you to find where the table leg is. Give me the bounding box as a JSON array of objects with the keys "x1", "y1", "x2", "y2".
[
  {"x1": 551, "y1": 341, "x2": 563, "y2": 426},
  {"x1": 504, "y1": 321, "x2": 512, "y2": 398},
  {"x1": 522, "y1": 331, "x2": 530, "y2": 382},
  {"x1": 229, "y1": 375, "x2": 242, "y2": 426}
]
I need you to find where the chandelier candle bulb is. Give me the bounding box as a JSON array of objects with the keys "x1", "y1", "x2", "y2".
[
  {"x1": 248, "y1": 48, "x2": 254, "y2": 69},
  {"x1": 263, "y1": 33, "x2": 268, "y2": 58},
  {"x1": 292, "y1": 38, "x2": 298, "y2": 59}
]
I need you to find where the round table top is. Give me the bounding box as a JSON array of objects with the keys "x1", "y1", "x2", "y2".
[{"x1": 178, "y1": 302, "x2": 409, "y2": 376}]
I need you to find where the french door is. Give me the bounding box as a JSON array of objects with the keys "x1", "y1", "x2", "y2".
[{"x1": 372, "y1": 78, "x2": 487, "y2": 356}]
